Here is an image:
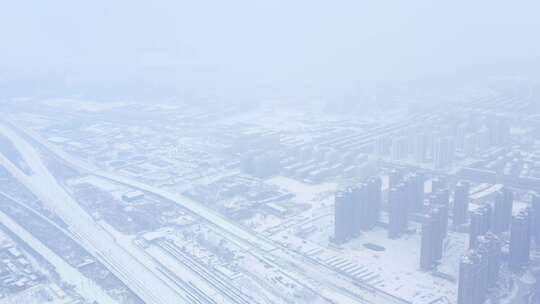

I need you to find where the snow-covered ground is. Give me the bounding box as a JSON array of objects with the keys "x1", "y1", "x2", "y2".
[
  {"x1": 278, "y1": 217, "x2": 463, "y2": 304},
  {"x1": 266, "y1": 175, "x2": 337, "y2": 208},
  {"x1": 0, "y1": 122, "x2": 187, "y2": 304},
  {"x1": 0, "y1": 211, "x2": 117, "y2": 304}
]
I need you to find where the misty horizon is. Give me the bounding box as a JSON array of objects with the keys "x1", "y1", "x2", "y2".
[{"x1": 2, "y1": 1, "x2": 540, "y2": 100}]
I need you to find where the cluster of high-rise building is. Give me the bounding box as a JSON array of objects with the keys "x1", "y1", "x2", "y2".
[
  {"x1": 375, "y1": 129, "x2": 433, "y2": 164},
  {"x1": 388, "y1": 183, "x2": 409, "y2": 238},
  {"x1": 459, "y1": 202, "x2": 504, "y2": 304},
  {"x1": 468, "y1": 188, "x2": 515, "y2": 248},
  {"x1": 531, "y1": 192, "x2": 540, "y2": 243},
  {"x1": 457, "y1": 233, "x2": 502, "y2": 304},
  {"x1": 491, "y1": 188, "x2": 514, "y2": 233},
  {"x1": 418, "y1": 187, "x2": 451, "y2": 270},
  {"x1": 508, "y1": 210, "x2": 532, "y2": 271},
  {"x1": 457, "y1": 189, "x2": 540, "y2": 303},
  {"x1": 333, "y1": 168, "x2": 538, "y2": 303},
  {"x1": 453, "y1": 181, "x2": 470, "y2": 226},
  {"x1": 390, "y1": 136, "x2": 409, "y2": 161},
  {"x1": 374, "y1": 112, "x2": 511, "y2": 170},
  {"x1": 388, "y1": 173, "x2": 425, "y2": 238},
  {"x1": 406, "y1": 173, "x2": 425, "y2": 213},
  {"x1": 419, "y1": 206, "x2": 446, "y2": 270},
  {"x1": 334, "y1": 170, "x2": 425, "y2": 243},
  {"x1": 469, "y1": 204, "x2": 492, "y2": 248},
  {"x1": 461, "y1": 113, "x2": 510, "y2": 157},
  {"x1": 378, "y1": 129, "x2": 456, "y2": 169},
  {"x1": 430, "y1": 189, "x2": 450, "y2": 236},
  {"x1": 333, "y1": 177, "x2": 382, "y2": 244},
  {"x1": 433, "y1": 137, "x2": 455, "y2": 169}
]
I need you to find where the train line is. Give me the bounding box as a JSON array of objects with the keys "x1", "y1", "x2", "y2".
[{"x1": 157, "y1": 239, "x2": 257, "y2": 304}]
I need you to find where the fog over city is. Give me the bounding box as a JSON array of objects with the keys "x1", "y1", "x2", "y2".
[
  {"x1": 2, "y1": 1, "x2": 540, "y2": 99},
  {"x1": 0, "y1": 1, "x2": 540, "y2": 304}
]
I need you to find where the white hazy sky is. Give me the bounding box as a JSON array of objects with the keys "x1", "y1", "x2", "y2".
[{"x1": 1, "y1": 0, "x2": 539, "y2": 95}]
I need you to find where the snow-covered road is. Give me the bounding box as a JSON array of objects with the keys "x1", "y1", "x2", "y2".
[
  {"x1": 0, "y1": 122, "x2": 187, "y2": 304},
  {"x1": 0, "y1": 210, "x2": 119, "y2": 304}
]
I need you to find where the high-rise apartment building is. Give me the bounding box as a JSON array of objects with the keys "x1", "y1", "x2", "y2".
[{"x1": 453, "y1": 181, "x2": 470, "y2": 226}]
